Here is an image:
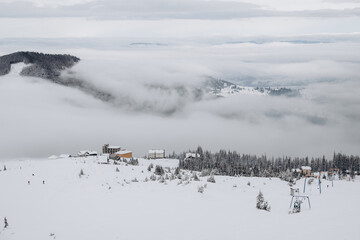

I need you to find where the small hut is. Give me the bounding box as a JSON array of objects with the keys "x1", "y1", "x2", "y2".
[{"x1": 301, "y1": 166, "x2": 312, "y2": 176}]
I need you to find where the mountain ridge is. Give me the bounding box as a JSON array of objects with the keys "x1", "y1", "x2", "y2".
[
  {"x1": 0, "y1": 52, "x2": 300, "y2": 115},
  {"x1": 0, "y1": 51, "x2": 80, "y2": 81}
]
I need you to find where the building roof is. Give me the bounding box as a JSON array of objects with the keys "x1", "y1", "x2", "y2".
[
  {"x1": 301, "y1": 166, "x2": 312, "y2": 170},
  {"x1": 115, "y1": 150, "x2": 132, "y2": 155},
  {"x1": 186, "y1": 153, "x2": 200, "y2": 158},
  {"x1": 108, "y1": 146, "x2": 121, "y2": 149},
  {"x1": 78, "y1": 150, "x2": 98, "y2": 155},
  {"x1": 149, "y1": 149, "x2": 165, "y2": 154}
]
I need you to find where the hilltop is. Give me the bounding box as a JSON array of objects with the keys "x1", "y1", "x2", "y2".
[{"x1": 0, "y1": 51, "x2": 80, "y2": 81}]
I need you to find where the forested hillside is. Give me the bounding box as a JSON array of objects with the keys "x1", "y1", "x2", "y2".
[{"x1": 179, "y1": 147, "x2": 359, "y2": 180}]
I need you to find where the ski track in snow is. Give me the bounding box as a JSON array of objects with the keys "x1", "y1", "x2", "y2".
[{"x1": 0, "y1": 156, "x2": 359, "y2": 240}]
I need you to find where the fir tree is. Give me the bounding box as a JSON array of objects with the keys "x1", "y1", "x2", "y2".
[
  {"x1": 193, "y1": 173, "x2": 200, "y2": 181},
  {"x1": 79, "y1": 169, "x2": 84, "y2": 177},
  {"x1": 4, "y1": 217, "x2": 8, "y2": 228},
  {"x1": 154, "y1": 165, "x2": 165, "y2": 175},
  {"x1": 207, "y1": 175, "x2": 216, "y2": 183},
  {"x1": 256, "y1": 191, "x2": 271, "y2": 211}
]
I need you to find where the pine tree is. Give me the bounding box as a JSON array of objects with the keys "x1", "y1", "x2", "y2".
[
  {"x1": 256, "y1": 191, "x2": 271, "y2": 211},
  {"x1": 207, "y1": 175, "x2": 216, "y2": 183},
  {"x1": 150, "y1": 174, "x2": 156, "y2": 181},
  {"x1": 193, "y1": 173, "x2": 200, "y2": 181},
  {"x1": 154, "y1": 165, "x2": 164, "y2": 175},
  {"x1": 4, "y1": 217, "x2": 8, "y2": 228},
  {"x1": 256, "y1": 191, "x2": 264, "y2": 209},
  {"x1": 79, "y1": 169, "x2": 84, "y2": 177}
]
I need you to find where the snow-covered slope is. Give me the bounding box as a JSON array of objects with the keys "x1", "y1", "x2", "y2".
[
  {"x1": 204, "y1": 78, "x2": 300, "y2": 97},
  {"x1": 6, "y1": 62, "x2": 29, "y2": 77},
  {"x1": 204, "y1": 78, "x2": 265, "y2": 97},
  {"x1": 0, "y1": 157, "x2": 359, "y2": 240}
]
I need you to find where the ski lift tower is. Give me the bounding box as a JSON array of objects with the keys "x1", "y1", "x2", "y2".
[{"x1": 303, "y1": 175, "x2": 322, "y2": 194}]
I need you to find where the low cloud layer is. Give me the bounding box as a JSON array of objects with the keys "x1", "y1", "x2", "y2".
[{"x1": 1, "y1": 41, "x2": 359, "y2": 160}]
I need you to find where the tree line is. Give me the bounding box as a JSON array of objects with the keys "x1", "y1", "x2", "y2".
[{"x1": 177, "y1": 146, "x2": 359, "y2": 179}]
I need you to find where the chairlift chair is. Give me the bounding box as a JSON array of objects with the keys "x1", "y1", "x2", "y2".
[{"x1": 289, "y1": 195, "x2": 311, "y2": 214}]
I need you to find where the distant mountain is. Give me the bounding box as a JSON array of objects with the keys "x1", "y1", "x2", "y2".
[
  {"x1": 0, "y1": 51, "x2": 114, "y2": 101},
  {"x1": 0, "y1": 51, "x2": 80, "y2": 81},
  {"x1": 0, "y1": 52, "x2": 300, "y2": 115},
  {"x1": 204, "y1": 77, "x2": 300, "y2": 97}
]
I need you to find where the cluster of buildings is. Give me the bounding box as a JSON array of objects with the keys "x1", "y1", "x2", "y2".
[
  {"x1": 51, "y1": 144, "x2": 169, "y2": 160},
  {"x1": 77, "y1": 150, "x2": 98, "y2": 157},
  {"x1": 101, "y1": 144, "x2": 166, "y2": 160},
  {"x1": 102, "y1": 144, "x2": 133, "y2": 159},
  {"x1": 48, "y1": 151, "x2": 98, "y2": 159}
]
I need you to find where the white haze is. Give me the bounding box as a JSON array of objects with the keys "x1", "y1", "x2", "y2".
[{"x1": 1, "y1": 41, "x2": 360, "y2": 160}]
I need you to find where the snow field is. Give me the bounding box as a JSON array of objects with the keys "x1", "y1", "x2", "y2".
[{"x1": 0, "y1": 157, "x2": 359, "y2": 240}]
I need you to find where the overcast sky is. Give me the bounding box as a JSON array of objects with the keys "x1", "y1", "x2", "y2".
[
  {"x1": 1, "y1": 0, "x2": 360, "y2": 38},
  {"x1": 0, "y1": 0, "x2": 360, "y2": 159}
]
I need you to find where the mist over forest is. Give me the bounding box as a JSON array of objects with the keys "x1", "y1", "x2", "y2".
[{"x1": 1, "y1": 42, "x2": 359, "y2": 160}]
